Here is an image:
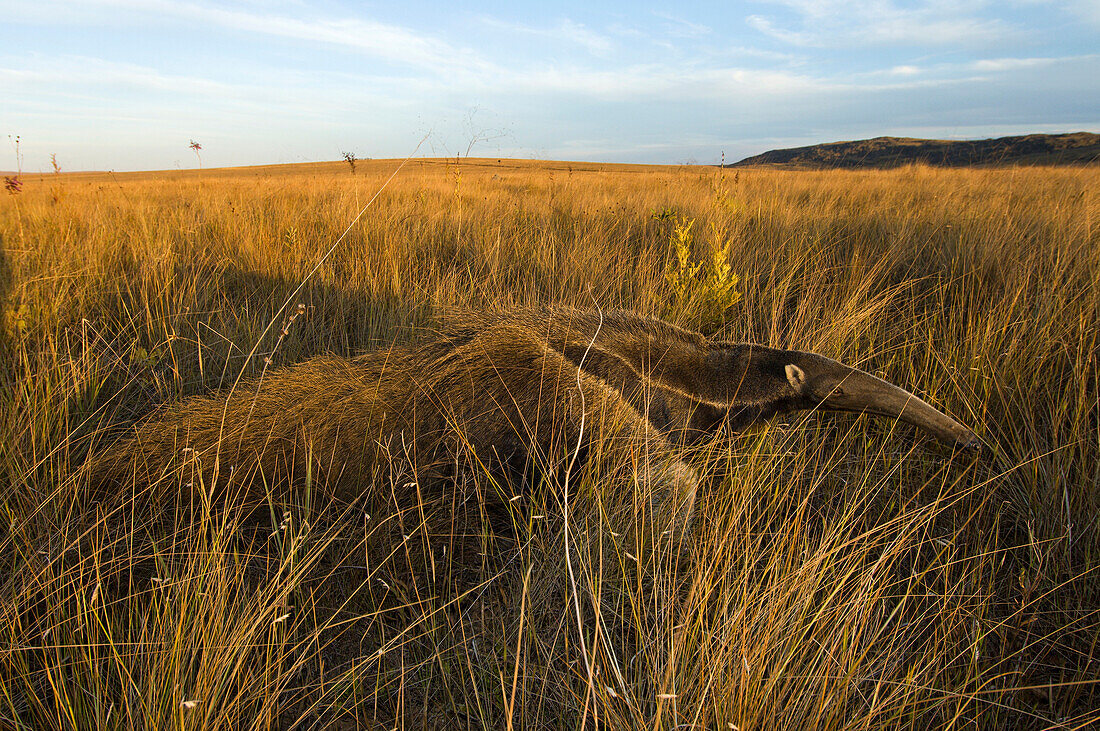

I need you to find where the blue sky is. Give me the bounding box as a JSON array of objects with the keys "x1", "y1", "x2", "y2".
[{"x1": 2, "y1": 0, "x2": 1098, "y2": 171}]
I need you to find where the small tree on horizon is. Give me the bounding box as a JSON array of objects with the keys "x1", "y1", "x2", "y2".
[{"x1": 342, "y1": 151, "x2": 357, "y2": 174}]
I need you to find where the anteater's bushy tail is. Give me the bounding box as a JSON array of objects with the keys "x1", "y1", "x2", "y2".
[{"x1": 85, "y1": 352, "x2": 422, "y2": 501}]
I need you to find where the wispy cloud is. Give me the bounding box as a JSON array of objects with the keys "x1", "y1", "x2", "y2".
[
  {"x1": 747, "y1": 0, "x2": 1013, "y2": 46},
  {"x1": 970, "y1": 56, "x2": 1061, "y2": 72},
  {"x1": 471, "y1": 62, "x2": 839, "y2": 102},
  {"x1": 478, "y1": 17, "x2": 614, "y2": 56},
  {"x1": 0, "y1": 53, "x2": 416, "y2": 122},
  {"x1": 0, "y1": 55, "x2": 237, "y2": 95},
  {"x1": 1066, "y1": 0, "x2": 1100, "y2": 25},
  {"x1": 185, "y1": 6, "x2": 466, "y2": 69},
  {"x1": 859, "y1": 54, "x2": 1093, "y2": 80},
  {"x1": 22, "y1": 0, "x2": 486, "y2": 72},
  {"x1": 652, "y1": 12, "x2": 712, "y2": 38},
  {"x1": 555, "y1": 20, "x2": 614, "y2": 55}
]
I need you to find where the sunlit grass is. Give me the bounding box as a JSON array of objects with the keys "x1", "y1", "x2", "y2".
[{"x1": 1, "y1": 159, "x2": 1098, "y2": 728}]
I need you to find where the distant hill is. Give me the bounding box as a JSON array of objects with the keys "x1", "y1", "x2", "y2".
[{"x1": 732, "y1": 132, "x2": 1100, "y2": 169}]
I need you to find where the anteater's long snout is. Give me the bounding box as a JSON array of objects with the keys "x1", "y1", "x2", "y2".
[{"x1": 815, "y1": 364, "x2": 983, "y2": 453}]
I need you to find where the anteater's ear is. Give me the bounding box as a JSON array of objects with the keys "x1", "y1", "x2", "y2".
[{"x1": 785, "y1": 364, "x2": 808, "y2": 394}]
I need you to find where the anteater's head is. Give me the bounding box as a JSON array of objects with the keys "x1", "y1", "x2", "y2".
[
  {"x1": 709, "y1": 344, "x2": 982, "y2": 453},
  {"x1": 781, "y1": 350, "x2": 982, "y2": 452}
]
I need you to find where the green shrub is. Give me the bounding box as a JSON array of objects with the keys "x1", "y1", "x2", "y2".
[{"x1": 664, "y1": 217, "x2": 741, "y2": 333}]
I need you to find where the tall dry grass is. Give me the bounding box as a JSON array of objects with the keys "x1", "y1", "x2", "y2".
[{"x1": 1, "y1": 158, "x2": 1098, "y2": 729}]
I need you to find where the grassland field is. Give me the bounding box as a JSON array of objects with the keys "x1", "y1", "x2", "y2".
[{"x1": 1, "y1": 158, "x2": 1098, "y2": 729}]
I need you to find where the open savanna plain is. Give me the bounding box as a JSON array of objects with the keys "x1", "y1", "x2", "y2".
[{"x1": 1, "y1": 157, "x2": 1098, "y2": 729}]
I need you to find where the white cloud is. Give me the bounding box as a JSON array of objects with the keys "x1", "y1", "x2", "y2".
[
  {"x1": 556, "y1": 20, "x2": 615, "y2": 55},
  {"x1": 745, "y1": 15, "x2": 807, "y2": 45},
  {"x1": 652, "y1": 12, "x2": 712, "y2": 38},
  {"x1": 842, "y1": 54, "x2": 1096, "y2": 89},
  {"x1": 478, "y1": 64, "x2": 833, "y2": 101},
  {"x1": 186, "y1": 8, "x2": 463, "y2": 69},
  {"x1": 747, "y1": 0, "x2": 1013, "y2": 46},
  {"x1": 970, "y1": 56, "x2": 1060, "y2": 71},
  {"x1": 0, "y1": 54, "x2": 415, "y2": 119},
  {"x1": 479, "y1": 17, "x2": 614, "y2": 56},
  {"x1": 1067, "y1": 0, "x2": 1100, "y2": 24},
  {"x1": 10, "y1": 0, "x2": 486, "y2": 72}
]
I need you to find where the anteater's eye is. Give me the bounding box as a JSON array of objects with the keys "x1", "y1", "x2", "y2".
[{"x1": 832, "y1": 386, "x2": 846, "y2": 397}]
